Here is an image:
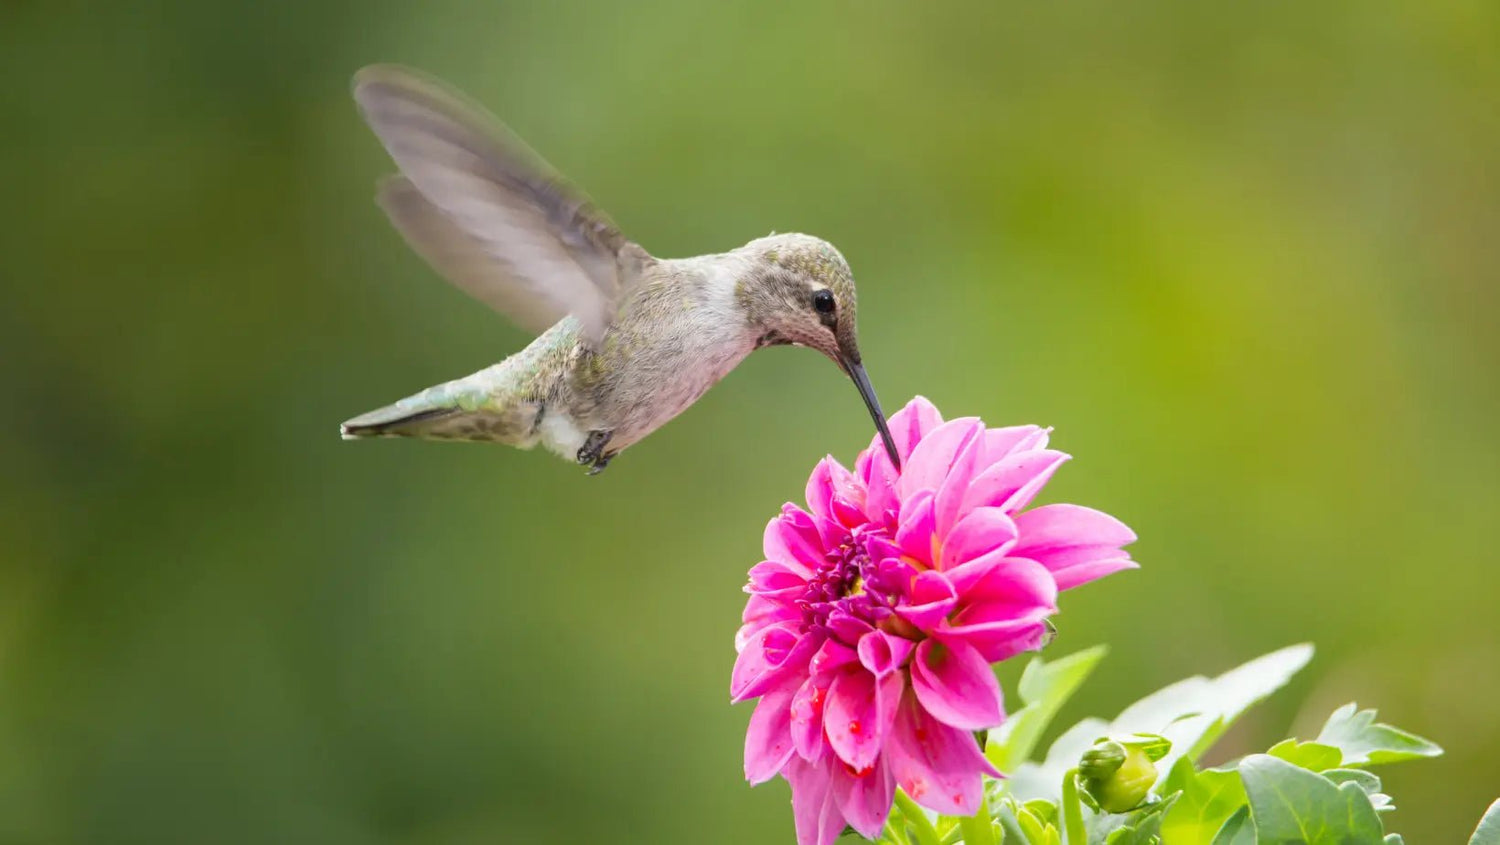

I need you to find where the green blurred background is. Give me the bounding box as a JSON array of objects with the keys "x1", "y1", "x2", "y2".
[{"x1": 3, "y1": 0, "x2": 1497, "y2": 841}]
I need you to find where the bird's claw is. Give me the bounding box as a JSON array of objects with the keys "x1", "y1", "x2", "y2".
[{"x1": 577, "y1": 430, "x2": 615, "y2": 475}]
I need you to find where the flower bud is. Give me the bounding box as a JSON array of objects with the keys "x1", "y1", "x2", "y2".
[{"x1": 1077, "y1": 734, "x2": 1171, "y2": 814}]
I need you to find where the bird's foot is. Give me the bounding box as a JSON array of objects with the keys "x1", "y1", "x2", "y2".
[{"x1": 577, "y1": 430, "x2": 614, "y2": 474}]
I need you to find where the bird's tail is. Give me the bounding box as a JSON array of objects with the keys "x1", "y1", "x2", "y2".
[
  {"x1": 340, "y1": 402, "x2": 462, "y2": 440},
  {"x1": 340, "y1": 374, "x2": 536, "y2": 444}
]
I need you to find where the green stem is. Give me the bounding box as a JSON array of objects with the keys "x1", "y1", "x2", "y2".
[
  {"x1": 894, "y1": 789, "x2": 943, "y2": 845},
  {"x1": 881, "y1": 816, "x2": 912, "y2": 845},
  {"x1": 957, "y1": 799, "x2": 996, "y2": 845},
  {"x1": 1061, "y1": 768, "x2": 1086, "y2": 845}
]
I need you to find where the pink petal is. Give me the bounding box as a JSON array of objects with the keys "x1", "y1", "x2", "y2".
[
  {"x1": 786, "y1": 756, "x2": 847, "y2": 845},
  {"x1": 804, "y1": 458, "x2": 836, "y2": 523},
  {"x1": 884, "y1": 395, "x2": 945, "y2": 464},
  {"x1": 955, "y1": 555, "x2": 1058, "y2": 615},
  {"x1": 962, "y1": 449, "x2": 1070, "y2": 515},
  {"x1": 826, "y1": 609, "x2": 874, "y2": 645},
  {"x1": 1011, "y1": 504, "x2": 1137, "y2": 590},
  {"x1": 939, "y1": 608, "x2": 1052, "y2": 663},
  {"x1": 833, "y1": 755, "x2": 897, "y2": 838},
  {"x1": 809, "y1": 639, "x2": 859, "y2": 675},
  {"x1": 1048, "y1": 555, "x2": 1138, "y2": 591},
  {"x1": 910, "y1": 638, "x2": 1005, "y2": 730},
  {"x1": 746, "y1": 559, "x2": 809, "y2": 597},
  {"x1": 940, "y1": 506, "x2": 1018, "y2": 569},
  {"x1": 893, "y1": 490, "x2": 937, "y2": 564},
  {"x1": 825, "y1": 668, "x2": 900, "y2": 771},
  {"x1": 823, "y1": 458, "x2": 868, "y2": 529},
  {"x1": 857, "y1": 630, "x2": 915, "y2": 677},
  {"x1": 895, "y1": 570, "x2": 958, "y2": 632},
  {"x1": 731, "y1": 622, "x2": 816, "y2": 703},
  {"x1": 983, "y1": 425, "x2": 1049, "y2": 459},
  {"x1": 745, "y1": 682, "x2": 797, "y2": 784},
  {"x1": 900, "y1": 418, "x2": 984, "y2": 497},
  {"x1": 736, "y1": 594, "x2": 799, "y2": 652},
  {"x1": 863, "y1": 449, "x2": 902, "y2": 528},
  {"x1": 1013, "y1": 503, "x2": 1136, "y2": 551},
  {"x1": 932, "y1": 427, "x2": 986, "y2": 539},
  {"x1": 790, "y1": 675, "x2": 831, "y2": 762},
  {"x1": 764, "y1": 508, "x2": 821, "y2": 572},
  {"x1": 887, "y1": 687, "x2": 999, "y2": 816}
]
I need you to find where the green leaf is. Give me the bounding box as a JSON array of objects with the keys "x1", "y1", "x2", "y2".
[
  {"x1": 1159, "y1": 758, "x2": 1247, "y2": 842},
  {"x1": 1470, "y1": 799, "x2": 1500, "y2": 845},
  {"x1": 1322, "y1": 769, "x2": 1392, "y2": 812},
  {"x1": 1209, "y1": 807, "x2": 1254, "y2": 845},
  {"x1": 1267, "y1": 739, "x2": 1342, "y2": 772},
  {"x1": 1098, "y1": 794, "x2": 1178, "y2": 845},
  {"x1": 1315, "y1": 703, "x2": 1442, "y2": 766},
  {"x1": 1007, "y1": 645, "x2": 1312, "y2": 803},
  {"x1": 988, "y1": 646, "x2": 1109, "y2": 774},
  {"x1": 1239, "y1": 754, "x2": 1385, "y2": 843}
]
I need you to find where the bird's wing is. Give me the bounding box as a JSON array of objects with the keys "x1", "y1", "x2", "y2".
[{"x1": 353, "y1": 64, "x2": 650, "y2": 345}]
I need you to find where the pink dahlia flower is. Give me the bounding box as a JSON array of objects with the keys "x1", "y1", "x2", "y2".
[{"x1": 731, "y1": 397, "x2": 1137, "y2": 845}]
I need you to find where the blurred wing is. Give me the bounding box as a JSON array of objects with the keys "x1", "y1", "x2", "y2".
[
  {"x1": 376, "y1": 176, "x2": 562, "y2": 335},
  {"x1": 353, "y1": 64, "x2": 649, "y2": 344}
]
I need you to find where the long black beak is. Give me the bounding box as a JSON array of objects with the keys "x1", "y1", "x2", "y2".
[{"x1": 844, "y1": 357, "x2": 901, "y2": 470}]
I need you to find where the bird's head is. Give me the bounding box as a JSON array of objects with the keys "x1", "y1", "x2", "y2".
[{"x1": 736, "y1": 233, "x2": 900, "y2": 468}]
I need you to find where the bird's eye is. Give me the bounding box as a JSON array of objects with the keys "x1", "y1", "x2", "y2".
[{"x1": 812, "y1": 289, "x2": 836, "y2": 314}]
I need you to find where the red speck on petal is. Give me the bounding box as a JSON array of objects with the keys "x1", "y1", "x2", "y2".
[
  {"x1": 811, "y1": 688, "x2": 826, "y2": 711},
  {"x1": 842, "y1": 761, "x2": 876, "y2": 778},
  {"x1": 848, "y1": 720, "x2": 862, "y2": 735},
  {"x1": 905, "y1": 779, "x2": 926, "y2": 799},
  {"x1": 952, "y1": 793, "x2": 963, "y2": 805}
]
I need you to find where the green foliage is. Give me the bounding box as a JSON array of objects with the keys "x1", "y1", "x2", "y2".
[
  {"x1": 1238, "y1": 754, "x2": 1384, "y2": 843},
  {"x1": 1471, "y1": 800, "x2": 1500, "y2": 845},
  {"x1": 1158, "y1": 759, "x2": 1245, "y2": 842},
  {"x1": 1004, "y1": 644, "x2": 1312, "y2": 803},
  {"x1": 1315, "y1": 704, "x2": 1444, "y2": 767},
  {"x1": 898, "y1": 646, "x2": 1493, "y2": 845},
  {"x1": 988, "y1": 646, "x2": 1109, "y2": 774}
]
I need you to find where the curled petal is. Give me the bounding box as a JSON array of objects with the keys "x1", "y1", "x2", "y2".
[
  {"x1": 809, "y1": 638, "x2": 859, "y2": 675},
  {"x1": 887, "y1": 687, "x2": 1000, "y2": 816},
  {"x1": 790, "y1": 675, "x2": 831, "y2": 762},
  {"x1": 736, "y1": 594, "x2": 799, "y2": 652},
  {"x1": 895, "y1": 570, "x2": 958, "y2": 631},
  {"x1": 804, "y1": 458, "x2": 836, "y2": 523},
  {"x1": 857, "y1": 630, "x2": 915, "y2": 677},
  {"x1": 833, "y1": 755, "x2": 896, "y2": 839},
  {"x1": 910, "y1": 638, "x2": 1005, "y2": 730},
  {"x1": 825, "y1": 668, "x2": 901, "y2": 771},
  {"x1": 786, "y1": 756, "x2": 846, "y2": 845},
  {"x1": 746, "y1": 559, "x2": 809, "y2": 598},
  {"x1": 764, "y1": 508, "x2": 821, "y2": 573},
  {"x1": 963, "y1": 450, "x2": 1070, "y2": 515},
  {"x1": 731, "y1": 623, "x2": 817, "y2": 702},
  {"x1": 826, "y1": 609, "x2": 874, "y2": 645},
  {"x1": 940, "y1": 507, "x2": 1019, "y2": 570},
  {"x1": 745, "y1": 682, "x2": 797, "y2": 784},
  {"x1": 901, "y1": 418, "x2": 984, "y2": 497}
]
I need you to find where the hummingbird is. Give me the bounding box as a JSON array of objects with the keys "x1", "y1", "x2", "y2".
[{"x1": 339, "y1": 65, "x2": 901, "y2": 475}]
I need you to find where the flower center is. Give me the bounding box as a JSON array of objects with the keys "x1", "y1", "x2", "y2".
[{"x1": 795, "y1": 528, "x2": 904, "y2": 642}]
